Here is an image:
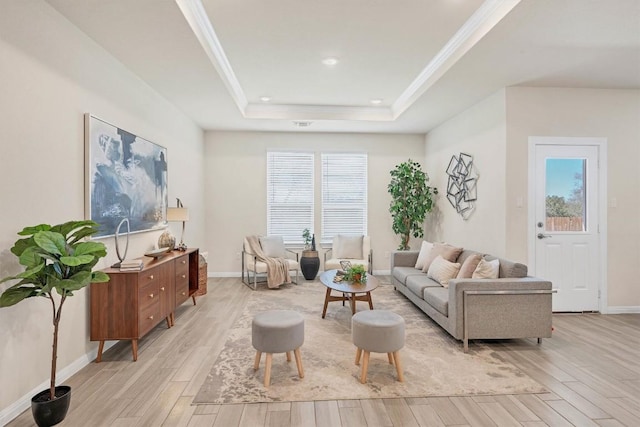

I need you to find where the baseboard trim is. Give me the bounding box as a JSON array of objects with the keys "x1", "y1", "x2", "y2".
[
  {"x1": 606, "y1": 306, "x2": 640, "y2": 314},
  {"x1": 0, "y1": 341, "x2": 117, "y2": 426}
]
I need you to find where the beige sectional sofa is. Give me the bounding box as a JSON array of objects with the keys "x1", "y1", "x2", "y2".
[{"x1": 391, "y1": 248, "x2": 554, "y2": 352}]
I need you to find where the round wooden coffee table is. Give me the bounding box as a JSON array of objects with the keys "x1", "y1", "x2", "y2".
[{"x1": 319, "y1": 270, "x2": 380, "y2": 318}]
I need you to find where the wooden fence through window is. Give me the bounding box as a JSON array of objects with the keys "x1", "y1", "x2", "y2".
[{"x1": 546, "y1": 217, "x2": 583, "y2": 231}]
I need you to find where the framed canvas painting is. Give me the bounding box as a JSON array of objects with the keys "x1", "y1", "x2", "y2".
[{"x1": 85, "y1": 114, "x2": 168, "y2": 238}]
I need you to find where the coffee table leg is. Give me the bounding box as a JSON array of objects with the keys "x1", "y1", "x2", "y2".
[
  {"x1": 322, "y1": 287, "x2": 331, "y2": 318},
  {"x1": 350, "y1": 294, "x2": 356, "y2": 314},
  {"x1": 367, "y1": 292, "x2": 374, "y2": 310}
]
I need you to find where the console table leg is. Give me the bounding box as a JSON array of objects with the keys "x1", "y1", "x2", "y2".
[
  {"x1": 96, "y1": 340, "x2": 105, "y2": 363},
  {"x1": 131, "y1": 339, "x2": 138, "y2": 361},
  {"x1": 192, "y1": 295, "x2": 197, "y2": 305}
]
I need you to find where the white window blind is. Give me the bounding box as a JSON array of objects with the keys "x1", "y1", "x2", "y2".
[
  {"x1": 321, "y1": 153, "x2": 368, "y2": 244},
  {"x1": 267, "y1": 151, "x2": 314, "y2": 244}
]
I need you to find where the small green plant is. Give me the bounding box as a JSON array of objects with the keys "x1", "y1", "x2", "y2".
[
  {"x1": 0, "y1": 220, "x2": 109, "y2": 401},
  {"x1": 344, "y1": 264, "x2": 367, "y2": 283},
  {"x1": 302, "y1": 228, "x2": 312, "y2": 249},
  {"x1": 388, "y1": 159, "x2": 437, "y2": 250}
]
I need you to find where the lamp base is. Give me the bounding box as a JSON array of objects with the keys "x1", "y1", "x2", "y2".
[{"x1": 176, "y1": 242, "x2": 187, "y2": 251}]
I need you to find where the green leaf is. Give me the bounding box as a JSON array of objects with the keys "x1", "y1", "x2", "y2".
[
  {"x1": 17, "y1": 224, "x2": 51, "y2": 236},
  {"x1": 10, "y1": 237, "x2": 36, "y2": 257},
  {"x1": 0, "y1": 286, "x2": 39, "y2": 307},
  {"x1": 18, "y1": 246, "x2": 45, "y2": 268},
  {"x1": 54, "y1": 271, "x2": 92, "y2": 292},
  {"x1": 34, "y1": 231, "x2": 67, "y2": 256},
  {"x1": 74, "y1": 241, "x2": 107, "y2": 257},
  {"x1": 50, "y1": 220, "x2": 97, "y2": 239},
  {"x1": 68, "y1": 226, "x2": 99, "y2": 244},
  {"x1": 0, "y1": 263, "x2": 46, "y2": 284},
  {"x1": 60, "y1": 255, "x2": 94, "y2": 267},
  {"x1": 91, "y1": 271, "x2": 110, "y2": 283}
]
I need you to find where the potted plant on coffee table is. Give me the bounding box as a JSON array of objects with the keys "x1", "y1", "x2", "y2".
[
  {"x1": 344, "y1": 264, "x2": 367, "y2": 283},
  {"x1": 300, "y1": 228, "x2": 320, "y2": 280},
  {"x1": 0, "y1": 220, "x2": 109, "y2": 426}
]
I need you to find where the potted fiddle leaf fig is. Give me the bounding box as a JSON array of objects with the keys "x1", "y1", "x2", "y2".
[
  {"x1": 388, "y1": 159, "x2": 437, "y2": 250},
  {"x1": 0, "y1": 220, "x2": 109, "y2": 427}
]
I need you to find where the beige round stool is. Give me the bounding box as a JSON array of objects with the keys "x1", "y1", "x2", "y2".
[
  {"x1": 352, "y1": 310, "x2": 405, "y2": 384},
  {"x1": 252, "y1": 310, "x2": 304, "y2": 387}
]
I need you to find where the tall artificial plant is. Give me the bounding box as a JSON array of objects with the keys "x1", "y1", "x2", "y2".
[
  {"x1": 388, "y1": 159, "x2": 437, "y2": 250},
  {"x1": 0, "y1": 220, "x2": 109, "y2": 401}
]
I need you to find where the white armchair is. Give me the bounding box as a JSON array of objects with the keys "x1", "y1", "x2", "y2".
[
  {"x1": 242, "y1": 236, "x2": 299, "y2": 290},
  {"x1": 323, "y1": 235, "x2": 373, "y2": 274}
]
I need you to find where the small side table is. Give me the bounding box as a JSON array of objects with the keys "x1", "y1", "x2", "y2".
[{"x1": 300, "y1": 250, "x2": 320, "y2": 280}]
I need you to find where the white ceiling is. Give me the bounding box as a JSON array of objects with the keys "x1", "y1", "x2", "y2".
[{"x1": 46, "y1": 0, "x2": 640, "y2": 134}]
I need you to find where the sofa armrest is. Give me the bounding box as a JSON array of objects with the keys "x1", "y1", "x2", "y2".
[
  {"x1": 448, "y1": 277, "x2": 554, "y2": 351},
  {"x1": 390, "y1": 250, "x2": 419, "y2": 269}
]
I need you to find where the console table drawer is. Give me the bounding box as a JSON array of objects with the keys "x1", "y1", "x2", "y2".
[
  {"x1": 175, "y1": 280, "x2": 189, "y2": 306},
  {"x1": 138, "y1": 300, "x2": 160, "y2": 336},
  {"x1": 138, "y1": 281, "x2": 160, "y2": 310}
]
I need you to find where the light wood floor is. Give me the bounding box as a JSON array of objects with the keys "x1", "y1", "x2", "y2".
[{"x1": 8, "y1": 278, "x2": 640, "y2": 426}]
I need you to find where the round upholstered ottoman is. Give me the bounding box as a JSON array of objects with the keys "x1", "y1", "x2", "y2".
[
  {"x1": 252, "y1": 310, "x2": 304, "y2": 387},
  {"x1": 352, "y1": 310, "x2": 405, "y2": 383}
]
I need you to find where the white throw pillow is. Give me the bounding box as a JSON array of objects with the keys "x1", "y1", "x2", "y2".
[
  {"x1": 414, "y1": 240, "x2": 434, "y2": 270},
  {"x1": 426, "y1": 255, "x2": 461, "y2": 288},
  {"x1": 472, "y1": 258, "x2": 500, "y2": 279},
  {"x1": 259, "y1": 236, "x2": 287, "y2": 258},
  {"x1": 334, "y1": 235, "x2": 363, "y2": 259}
]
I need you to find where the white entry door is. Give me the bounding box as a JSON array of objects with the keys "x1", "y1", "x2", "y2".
[{"x1": 531, "y1": 139, "x2": 602, "y2": 312}]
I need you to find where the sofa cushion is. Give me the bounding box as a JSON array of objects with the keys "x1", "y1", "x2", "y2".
[
  {"x1": 473, "y1": 258, "x2": 500, "y2": 279},
  {"x1": 422, "y1": 243, "x2": 463, "y2": 272},
  {"x1": 406, "y1": 274, "x2": 441, "y2": 297},
  {"x1": 427, "y1": 255, "x2": 461, "y2": 288},
  {"x1": 392, "y1": 266, "x2": 423, "y2": 285},
  {"x1": 259, "y1": 236, "x2": 287, "y2": 258},
  {"x1": 423, "y1": 287, "x2": 449, "y2": 317},
  {"x1": 334, "y1": 235, "x2": 363, "y2": 259},
  {"x1": 499, "y1": 258, "x2": 528, "y2": 278},
  {"x1": 414, "y1": 240, "x2": 434, "y2": 270},
  {"x1": 457, "y1": 253, "x2": 483, "y2": 279}
]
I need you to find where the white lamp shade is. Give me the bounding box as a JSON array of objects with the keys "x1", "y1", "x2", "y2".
[{"x1": 167, "y1": 207, "x2": 189, "y2": 222}]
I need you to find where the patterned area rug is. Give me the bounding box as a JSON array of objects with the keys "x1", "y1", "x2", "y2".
[{"x1": 193, "y1": 278, "x2": 545, "y2": 404}]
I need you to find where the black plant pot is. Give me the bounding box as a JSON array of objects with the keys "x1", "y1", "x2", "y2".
[
  {"x1": 31, "y1": 386, "x2": 71, "y2": 427},
  {"x1": 300, "y1": 250, "x2": 320, "y2": 280}
]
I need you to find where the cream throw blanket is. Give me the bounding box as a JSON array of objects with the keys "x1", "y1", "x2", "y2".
[{"x1": 246, "y1": 236, "x2": 291, "y2": 288}]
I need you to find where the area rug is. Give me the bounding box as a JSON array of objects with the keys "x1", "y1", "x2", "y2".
[{"x1": 193, "y1": 279, "x2": 545, "y2": 404}]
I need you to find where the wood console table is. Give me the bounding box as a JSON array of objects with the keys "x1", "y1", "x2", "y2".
[{"x1": 90, "y1": 248, "x2": 199, "y2": 362}]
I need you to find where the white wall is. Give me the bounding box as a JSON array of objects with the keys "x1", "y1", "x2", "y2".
[
  {"x1": 505, "y1": 87, "x2": 640, "y2": 309},
  {"x1": 0, "y1": 1, "x2": 204, "y2": 419},
  {"x1": 424, "y1": 90, "x2": 508, "y2": 258},
  {"x1": 204, "y1": 131, "x2": 425, "y2": 274}
]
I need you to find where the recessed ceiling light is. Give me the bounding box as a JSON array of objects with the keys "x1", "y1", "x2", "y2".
[
  {"x1": 259, "y1": 96, "x2": 272, "y2": 102},
  {"x1": 293, "y1": 121, "x2": 313, "y2": 128},
  {"x1": 322, "y1": 57, "x2": 338, "y2": 66},
  {"x1": 370, "y1": 98, "x2": 383, "y2": 105}
]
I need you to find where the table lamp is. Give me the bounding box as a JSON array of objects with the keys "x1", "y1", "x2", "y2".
[{"x1": 167, "y1": 198, "x2": 189, "y2": 251}]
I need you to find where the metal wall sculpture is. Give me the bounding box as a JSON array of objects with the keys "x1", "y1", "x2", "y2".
[{"x1": 446, "y1": 152, "x2": 478, "y2": 220}]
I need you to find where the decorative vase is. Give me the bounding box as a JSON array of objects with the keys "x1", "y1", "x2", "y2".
[
  {"x1": 31, "y1": 386, "x2": 71, "y2": 427},
  {"x1": 158, "y1": 229, "x2": 176, "y2": 250},
  {"x1": 300, "y1": 250, "x2": 320, "y2": 280}
]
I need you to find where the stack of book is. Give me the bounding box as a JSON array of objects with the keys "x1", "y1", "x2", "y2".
[{"x1": 119, "y1": 259, "x2": 144, "y2": 271}]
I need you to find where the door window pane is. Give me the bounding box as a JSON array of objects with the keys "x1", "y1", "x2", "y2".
[{"x1": 545, "y1": 158, "x2": 586, "y2": 231}]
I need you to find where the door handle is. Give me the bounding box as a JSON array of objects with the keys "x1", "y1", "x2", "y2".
[{"x1": 537, "y1": 233, "x2": 552, "y2": 239}]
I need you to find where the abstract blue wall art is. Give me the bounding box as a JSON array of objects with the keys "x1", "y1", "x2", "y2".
[{"x1": 85, "y1": 114, "x2": 168, "y2": 238}]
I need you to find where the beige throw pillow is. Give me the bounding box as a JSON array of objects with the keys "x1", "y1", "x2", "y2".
[
  {"x1": 259, "y1": 236, "x2": 287, "y2": 258},
  {"x1": 457, "y1": 253, "x2": 483, "y2": 278},
  {"x1": 414, "y1": 240, "x2": 434, "y2": 270},
  {"x1": 426, "y1": 255, "x2": 461, "y2": 288},
  {"x1": 422, "y1": 243, "x2": 463, "y2": 273},
  {"x1": 472, "y1": 258, "x2": 500, "y2": 279}
]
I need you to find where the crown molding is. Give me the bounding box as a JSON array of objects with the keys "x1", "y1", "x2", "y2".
[
  {"x1": 176, "y1": 0, "x2": 519, "y2": 122},
  {"x1": 391, "y1": 0, "x2": 521, "y2": 119},
  {"x1": 175, "y1": 0, "x2": 248, "y2": 113}
]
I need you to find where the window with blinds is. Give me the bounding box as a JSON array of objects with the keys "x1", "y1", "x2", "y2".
[
  {"x1": 321, "y1": 153, "x2": 368, "y2": 244},
  {"x1": 266, "y1": 151, "x2": 314, "y2": 244}
]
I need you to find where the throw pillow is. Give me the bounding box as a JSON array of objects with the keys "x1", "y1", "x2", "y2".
[
  {"x1": 259, "y1": 236, "x2": 287, "y2": 258},
  {"x1": 334, "y1": 235, "x2": 363, "y2": 259},
  {"x1": 457, "y1": 253, "x2": 483, "y2": 278},
  {"x1": 414, "y1": 240, "x2": 434, "y2": 270},
  {"x1": 421, "y1": 243, "x2": 463, "y2": 273},
  {"x1": 426, "y1": 255, "x2": 461, "y2": 288},
  {"x1": 472, "y1": 258, "x2": 500, "y2": 279}
]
